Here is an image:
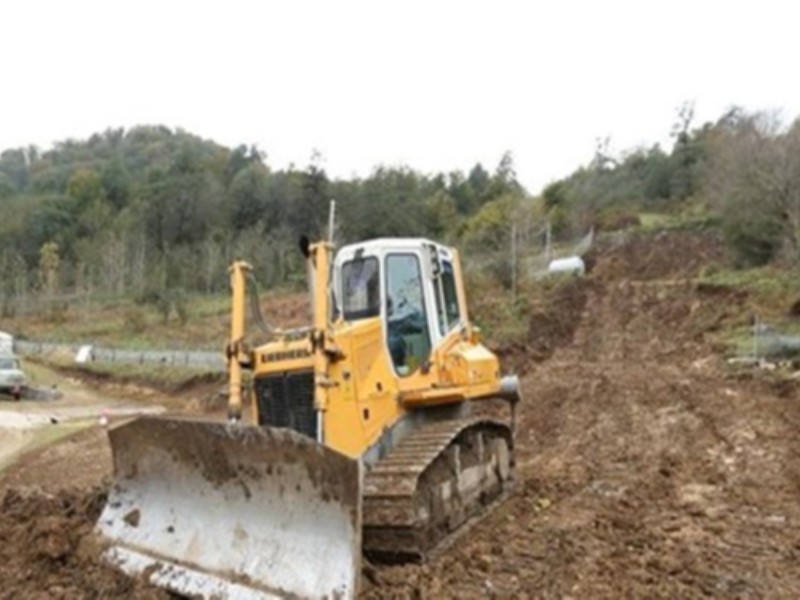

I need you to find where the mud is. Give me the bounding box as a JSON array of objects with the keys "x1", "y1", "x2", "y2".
[
  {"x1": 0, "y1": 487, "x2": 168, "y2": 600},
  {"x1": 2, "y1": 230, "x2": 800, "y2": 598}
]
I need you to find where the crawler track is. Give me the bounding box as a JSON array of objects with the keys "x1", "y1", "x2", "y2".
[{"x1": 362, "y1": 417, "x2": 514, "y2": 561}]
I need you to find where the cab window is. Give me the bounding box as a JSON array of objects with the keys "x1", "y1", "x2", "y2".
[
  {"x1": 433, "y1": 260, "x2": 462, "y2": 335},
  {"x1": 341, "y1": 257, "x2": 380, "y2": 320},
  {"x1": 441, "y1": 261, "x2": 461, "y2": 329},
  {"x1": 385, "y1": 254, "x2": 431, "y2": 376},
  {"x1": 0, "y1": 358, "x2": 18, "y2": 370}
]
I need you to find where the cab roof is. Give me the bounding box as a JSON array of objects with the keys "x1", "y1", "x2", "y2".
[{"x1": 337, "y1": 238, "x2": 454, "y2": 260}]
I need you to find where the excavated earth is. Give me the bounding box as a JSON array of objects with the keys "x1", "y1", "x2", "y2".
[{"x1": 3, "y1": 230, "x2": 800, "y2": 598}]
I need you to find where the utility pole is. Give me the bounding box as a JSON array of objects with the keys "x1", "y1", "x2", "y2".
[{"x1": 328, "y1": 199, "x2": 337, "y2": 243}]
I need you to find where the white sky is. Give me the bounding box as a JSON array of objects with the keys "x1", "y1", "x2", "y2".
[{"x1": 1, "y1": 0, "x2": 798, "y2": 194}]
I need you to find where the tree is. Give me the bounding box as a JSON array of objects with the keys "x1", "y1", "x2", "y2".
[
  {"x1": 462, "y1": 194, "x2": 521, "y2": 252},
  {"x1": 0, "y1": 148, "x2": 28, "y2": 191},
  {"x1": 141, "y1": 144, "x2": 224, "y2": 251},
  {"x1": 484, "y1": 152, "x2": 523, "y2": 201},
  {"x1": 67, "y1": 168, "x2": 112, "y2": 241},
  {"x1": 38, "y1": 241, "x2": 61, "y2": 298},
  {"x1": 705, "y1": 111, "x2": 800, "y2": 265},
  {"x1": 340, "y1": 166, "x2": 428, "y2": 241},
  {"x1": 225, "y1": 144, "x2": 265, "y2": 185},
  {"x1": 228, "y1": 163, "x2": 272, "y2": 231},
  {"x1": 0, "y1": 173, "x2": 14, "y2": 199},
  {"x1": 0, "y1": 249, "x2": 29, "y2": 316},
  {"x1": 467, "y1": 163, "x2": 490, "y2": 198},
  {"x1": 461, "y1": 194, "x2": 540, "y2": 289},
  {"x1": 423, "y1": 189, "x2": 459, "y2": 241},
  {"x1": 447, "y1": 171, "x2": 477, "y2": 214},
  {"x1": 23, "y1": 197, "x2": 75, "y2": 264},
  {"x1": 101, "y1": 156, "x2": 131, "y2": 210},
  {"x1": 542, "y1": 181, "x2": 567, "y2": 211},
  {"x1": 286, "y1": 151, "x2": 330, "y2": 239}
]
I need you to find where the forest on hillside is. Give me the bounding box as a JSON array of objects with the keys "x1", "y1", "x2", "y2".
[
  {"x1": 543, "y1": 106, "x2": 800, "y2": 267},
  {"x1": 0, "y1": 126, "x2": 525, "y2": 311},
  {"x1": 1, "y1": 106, "x2": 799, "y2": 317}
]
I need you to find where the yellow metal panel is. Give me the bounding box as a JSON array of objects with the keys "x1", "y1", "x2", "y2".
[
  {"x1": 227, "y1": 261, "x2": 252, "y2": 420},
  {"x1": 325, "y1": 318, "x2": 405, "y2": 459},
  {"x1": 396, "y1": 334, "x2": 502, "y2": 408}
]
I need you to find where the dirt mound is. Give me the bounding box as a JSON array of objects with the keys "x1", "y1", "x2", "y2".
[
  {"x1": 0, "y1": 427, "x2": 112, "y2": 492},
  {"x1": 0, "y1": 487, "x2": 167, "y2": 600},
  {"x1": 52, "y1": 361, "x2": 225, "y2": 397},
  {"x1": 499, "y1": 230, "x2": 737, "y2": 373},
  {"x1": 570, "y1": 278, "x2": 749, "y2": 364},
  {"x1": 514, "y1": 231, "x2": 745, "y2": 369},
  {"x1": 257, "y1": 292, "x2": 310, "y2": 330},
  {"x1": 525, "y1": 278, "x2": 592, "y2": 363},
  {"x1": 493, "y1": 278, "x2": 593, "y2": 375},
  {"x1": 589, "y1": 229, "x2": 724, "y2": 282}
]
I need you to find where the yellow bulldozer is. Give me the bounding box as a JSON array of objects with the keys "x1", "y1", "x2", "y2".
[{"x1": 96, "y1": 235, "x2": 521, "y2": 599}]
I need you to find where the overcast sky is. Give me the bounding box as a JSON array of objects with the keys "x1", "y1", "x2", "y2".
[{"x1": 1, "y1": 0, "x2": 798, "y2": 193}]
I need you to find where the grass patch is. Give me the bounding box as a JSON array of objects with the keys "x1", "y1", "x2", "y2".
[
  {"x1": 700, "y1": 264, "x2": 800, "y2": 317},
  {"x1": 469, "y1": 274, "x2": 581, "y2": 349},
  {"x1": 35, "y1": 353, "x2": 224, "y2": 394},
  {"x1": 7, "y1": 290, "x2": 306, "y2": 352},
  {"x1": 699, "y1": 264, "x2": 800, "y2": 358},
  {"x1": 7, "y1": 293, "x2": 233, "y2": 350},
  {"x1": 721, "y1": 322, "x2": 800, "y2": 360},
  {"x1": 27, "y1": 420, "x2": 92, "y2": 450},
  {"x1": 466, "y1": 271, "x2": 539, "y2": 348},
  {"x1": 75, "y1": 362, "x2": 223, "y2": 392},
  {"x1": 0, "y1": 421, "x2": 91, "y2": 472},
  {"x1": 638, "y1": 209, "x2": 719, "y2": 232},
  {"x1": 474, "y1": 294, "x2": 533, "y2": 348},
  {"x1": 639, "y1": 213, "x2": 674, "y2": 229},
  {"x1": 716, "y1": 325, "x2": 760, "y2": 358}
]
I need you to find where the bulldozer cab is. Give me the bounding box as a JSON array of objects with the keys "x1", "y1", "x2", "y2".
[{"x1": 333, "y1": 238, "x2": 465, "y2": 378}]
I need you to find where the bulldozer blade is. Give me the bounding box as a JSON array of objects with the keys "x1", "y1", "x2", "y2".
[{"x1": 97, "y1": 416, "x2": 362, "y2": 599}]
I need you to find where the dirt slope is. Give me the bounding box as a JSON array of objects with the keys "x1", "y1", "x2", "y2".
[
  {"x1": 3, "y1": 230, "x2": 800, "y2": 598},
  {"x1": 366, "y1": 231, "x2": 800, "y2": 598}
]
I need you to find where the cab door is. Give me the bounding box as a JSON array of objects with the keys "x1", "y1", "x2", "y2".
[{"x1": 384, "y1": 252, "x2": 434, "y2": 376}]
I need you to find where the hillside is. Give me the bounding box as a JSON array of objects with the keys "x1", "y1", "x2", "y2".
[
  {"x1": 0, "y1": 126, "x2": 525, "y2": 318},
  {"x1": 3, "y1": 107, "x2": 799, "y2": 338},
  {"x1": 2, "y1": 230, "x2": 800, "y2": 598}
]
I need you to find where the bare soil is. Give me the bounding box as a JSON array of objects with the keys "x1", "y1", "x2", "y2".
[
  {"x1": 0, "y1": 487, "x2": 168, "y2": 600},
  {"x1": 3, "y1": 230, "x2": 800, "y2": 598}
]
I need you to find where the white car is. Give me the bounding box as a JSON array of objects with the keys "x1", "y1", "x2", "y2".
[{"x1": 0, "y1": 354, "x2": 27, "y2": 400}]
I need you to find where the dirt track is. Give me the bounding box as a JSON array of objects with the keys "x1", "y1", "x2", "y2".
[{"x1": 3, "y1": 230, "x2": 800, "y2": 598}]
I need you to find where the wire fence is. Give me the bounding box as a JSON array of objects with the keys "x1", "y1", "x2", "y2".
[
  {"x1": 15, "y1": 339, "x2": 225, "y2": 371},
  {"x1": 462, "y1": 223, "x2": 594, "y2": 288},
  {"x1": 738, "y1": 317, "x2": 800, "y2": 363}
]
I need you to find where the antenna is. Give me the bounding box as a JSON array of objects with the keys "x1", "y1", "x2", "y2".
[{"x1": 328, "y1": 199, "x2": 337, "y2": 244}]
